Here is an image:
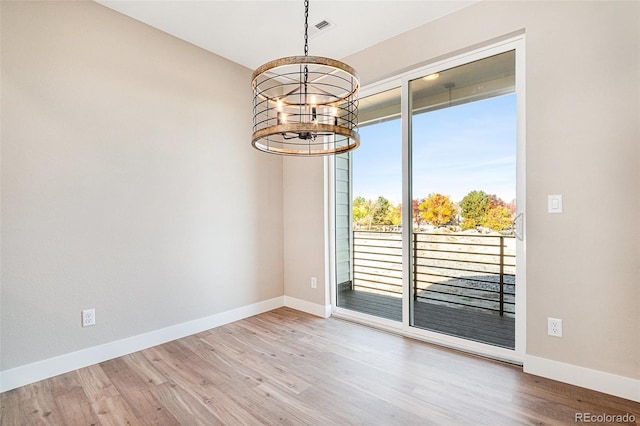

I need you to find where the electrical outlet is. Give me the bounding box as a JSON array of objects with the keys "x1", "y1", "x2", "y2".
[
  {"x1": 311, "y1": 277, "x2": 317, "y2": 289},
  {"x1": 82, "y1": 308, "x2": 96, "y2": 327},
  {"x1": 548, "y1": 317, "x2": 562, "y2": 337}
]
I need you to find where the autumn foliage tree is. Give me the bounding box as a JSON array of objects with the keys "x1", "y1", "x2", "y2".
[
  {"x1": 484, "y1": 206, "x2": 513, "y2": 231},
  {"x1": 353, "y1": 192, "x2": 512, "y2": 232},
  {"x1": 352, "y1": 196, "x2": 373, "y2": 228},
  {"x1": 460, "y1": 191, "x2": 515, "y2": 231},
  {"x1": 352, "y1": 196, "x2": 401, "y2": 229},
  {"x1": 419, "y1": 193, "x2": 456, "y2": 227},
  {"x1": 485, "y1": 195, "x2": 513, "y2": 231},
  {"x1": 412, "y1": 198, "x2": 425, "y2": 227},
  {"x1": 488, "y1": 194, "x2": 506, "y2": 209}
]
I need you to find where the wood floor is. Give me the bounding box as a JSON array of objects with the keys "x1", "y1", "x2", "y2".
[{"x1": 1, "y1": 307, "x2": 639, "y2": 425}]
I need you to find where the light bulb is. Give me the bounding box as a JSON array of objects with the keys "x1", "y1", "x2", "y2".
[
  {"x1": 311, "y1": 96, "x2": 317, "y2": 121},
  {"x1": 331, "y1": 107, "x2": 338, "y2": 125}
]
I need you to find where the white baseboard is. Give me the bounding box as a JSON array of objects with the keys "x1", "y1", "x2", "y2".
[
  {"x1": 6, "y1": 299, "x2": 637, "y2": 404},
  {"x1": 283, "y1": 296, "x2": 331, "y2": 318},
  {"x1": 0, "y1": 296, "x2": 284, "y2": 393},
  {"x1": 524, "y1": 354, "x2": 640, "y2": 403}
]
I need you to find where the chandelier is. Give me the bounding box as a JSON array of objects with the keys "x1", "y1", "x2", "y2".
[{"x1": 251, "y1": 0, "x2": 360, "y2": 156}]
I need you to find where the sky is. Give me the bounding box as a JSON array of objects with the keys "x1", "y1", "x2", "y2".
[{"x1": 352, "y1": 93, "x2": 517, "y2": 205}]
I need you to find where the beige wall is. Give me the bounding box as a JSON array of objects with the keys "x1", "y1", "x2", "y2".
[
  {"x1": 0, "y1": 1, "x2": 283, "y2": 370},
  {"x1": 2, "y1": 0, "x2": 638, "y2": 389},
  {"x1": 285, "y1": 1, "x2": 640, "y2": 380},
  {"x1": 283, "y1": 157, "x2": 327, "y2": 306}
]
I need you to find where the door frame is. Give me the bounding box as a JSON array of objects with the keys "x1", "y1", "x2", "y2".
[{"x1": 328, "y1": 35, "x2": 526, "y2": 364}]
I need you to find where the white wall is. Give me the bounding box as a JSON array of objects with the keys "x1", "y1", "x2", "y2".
[
  {"x1": 283, "y1": 0, "x2": 640, "y2": 392},
  {"x1": 1, "y1": 1, "x2": 283, "y2": 372}
]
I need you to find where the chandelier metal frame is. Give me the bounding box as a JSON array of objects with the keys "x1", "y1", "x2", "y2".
[{"x1": 251, "y1": 0, "x2": 360, "y2": 156}]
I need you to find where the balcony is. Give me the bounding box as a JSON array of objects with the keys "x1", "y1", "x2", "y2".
[{"x1": 337, "y1": 231, "x2": 516, "y2": 349}]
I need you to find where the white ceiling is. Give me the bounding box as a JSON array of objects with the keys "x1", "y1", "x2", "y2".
[{"x1": 96, "y1": 1, "x2": 479, "y2": 71}]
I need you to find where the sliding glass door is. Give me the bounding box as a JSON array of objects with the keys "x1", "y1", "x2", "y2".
[
  {"x1": 409, "y1": 51, "x2": 517, "y2": 348},
  {"x1": 335, "y1": 88, "x2": 403, "y2": 321},
  {"x1": 334, "y1": 39, "x2": 524, "y2": 358}
]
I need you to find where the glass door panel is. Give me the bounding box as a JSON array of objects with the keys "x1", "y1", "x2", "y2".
[
  {"x1": 336, "y1": 87, "x2": 403, "y2": 321},
  {"x1": 410, "y1": 51, "x2": 517, "y2": 348}
]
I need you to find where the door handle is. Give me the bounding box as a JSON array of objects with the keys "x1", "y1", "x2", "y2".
[{"x1": 513, "y1": 213, "x2": 524, "y2": 241}]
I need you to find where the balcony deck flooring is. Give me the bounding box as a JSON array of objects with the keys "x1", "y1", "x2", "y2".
[{"x1": 338, "y1": 288, "x2": 515, "y2": 349}]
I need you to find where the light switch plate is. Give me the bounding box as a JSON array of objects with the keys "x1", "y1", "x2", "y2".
[{"x1": 548, "y1": 195, "x2": 563, "y2": 213}]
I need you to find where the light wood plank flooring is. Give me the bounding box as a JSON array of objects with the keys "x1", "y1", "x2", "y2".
[{"x1": 1, "y1": 307, "x2": 638, "y2": 425}]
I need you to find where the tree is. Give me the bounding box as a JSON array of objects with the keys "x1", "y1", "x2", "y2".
[
  {"x1": 372, "y1": 196, "x2": 392, "y2": 225},
  {"x1": 387, "y1": 203, "x2": 402, "y2": 227},
  {"x1": 485, "y1": 205, "x2": 513, "y2": 231},
  {"x1": 352, "y1": 196, "x2": 373, "y2": 229},
  {"x1": 419, "y1": 193, "x2": 456, "y2": 227},
  {"x1": 488, "y1": 194, "x2": 506, "y2": 209},
  {"x1": 460, "y1": 190, "x2": 490, "y2": 230},
  {"x1": 412, "y1": 198, "x2": 425, "y2": 227}
]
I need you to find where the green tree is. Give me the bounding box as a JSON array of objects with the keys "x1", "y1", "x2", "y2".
[
  {"x1": 485, "y1": 205, "x2": 513, "y2": 231},
  {"x1": 386, "y1": 203, "x2": 402, "y2": 227},
  {"x1": 419, "y1": 193, "x2": 456, "y2": 227},
  {"x1": 372, "y1": 196, "x2": 392, "y2": 225},
  {"x1": 460, "y1": 190, "x2": 490, "y2": 230}
]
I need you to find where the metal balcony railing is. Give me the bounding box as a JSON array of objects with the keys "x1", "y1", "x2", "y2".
[{"x1": 352, "y1": 231, "x2": 516, "y2": 316}]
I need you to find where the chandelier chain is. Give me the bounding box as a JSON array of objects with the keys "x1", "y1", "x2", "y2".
[
  {"x1": 303, "y1": 0, "x2": 309, "y2": 88},
  {"x1": 303, "y1": 0, "x2": 309, "y2": 56}
]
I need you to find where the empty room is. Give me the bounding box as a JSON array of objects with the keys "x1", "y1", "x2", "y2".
[{"x1": 1, "y1": 0, "x2": 639, "y2": 424}]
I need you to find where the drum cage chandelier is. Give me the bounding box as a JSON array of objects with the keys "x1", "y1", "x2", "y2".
[{"x1": 251, "y1": 0, "x2": 360, "y2": 156}]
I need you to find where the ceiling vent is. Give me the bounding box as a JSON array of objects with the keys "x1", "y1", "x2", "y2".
[
  {"x1": 309, "y1": 18, "x2": 335, "y2": 38},
  {"x1": 315, "y1": 20, "x2": 330, "y2": 30}
]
